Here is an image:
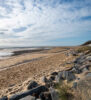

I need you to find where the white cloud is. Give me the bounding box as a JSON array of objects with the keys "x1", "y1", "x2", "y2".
[{"x1": 0, "y1": 0, "x2": 91, "y2": 46}]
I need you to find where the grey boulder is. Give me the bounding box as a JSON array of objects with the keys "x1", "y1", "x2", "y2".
[
  {"x1": 86, "y1": 73, "x2": 91, "y2": 77},
  {"x1": 39, "y1": 92, "x2": 52, "y2": 100},
  {"x1": 55, "y1": 71, "x2": 76, "y2": 82},
  {"x1": 20, "y1": 96, "x2": 36, "y2": 100},
  {"x1": 27, "y1": 81, "x2": 38, "y2": 90},
  {"x1": 82, "y1": 67, "x2": 88, "y2": 72},
  {"x1": 58, "y1": 71, "x2": 63, "y2": 79},
  {"x1": 50, "y1": 87, "x2": 59, "y2": 100},
  {"x1": 62, "y1": 71, "x2": 76, "y2": 81},
  {"x1": 66, "y1": 72, "x2": 76, "y2": 81},
  {"x1": 71, "y1": 67, "x2": 81, "y2": 74},
  {"x1": 55, "y1": 71, "x2": 63, "y2": 83},
  {"x1": 86, "y1": 56, "x2": 91, "y2": 61},
  {"x1": 0, "y1": 96, "x2": 8, "y2": 100},
  {"x1": 51, "y1": 72, "x2": 58, "y2": 76},
  {"x1": 80, "y1": 65, "x2": 89, "y2": 72},
  {"x1": 9, "y1": 86, "x2": 48, "y2": 100},
  {"x1": 49, "y1": 75, "x2": 55, "y2": 81},
  {"x1": 41, "y1": 76, "x2": 48, "y2": 83}
]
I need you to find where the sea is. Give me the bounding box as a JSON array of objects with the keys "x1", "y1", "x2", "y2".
[{"x1": 0, "y1": 47, "x2": 43, "y2": 59}]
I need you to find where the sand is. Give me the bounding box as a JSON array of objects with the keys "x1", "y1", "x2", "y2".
[{"x1": 0, "y1": 47, "x2": 76, "y2": 97}]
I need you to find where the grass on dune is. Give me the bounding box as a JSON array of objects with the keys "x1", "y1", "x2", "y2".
[
  {"x1": 55, "y1": 81, "x2": 73, "y2": 100},
  {"x1": 77, "y1": 46, "x2": 91, "y2": 54}
]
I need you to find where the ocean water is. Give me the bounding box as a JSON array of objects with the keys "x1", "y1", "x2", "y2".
[
  {"x1": 0, "y1": 50, "x2": 13, "y2": 59},
  {"x1": 0, "y1": 47, "x2": 43, "y2": 59},
  {"x1": 0, "y1": 52, "x2": 13, "y2": 57}
]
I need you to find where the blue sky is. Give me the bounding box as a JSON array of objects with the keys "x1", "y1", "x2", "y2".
[{"x1": 0, "y1": 0, "x2": 91, "y2": 46}]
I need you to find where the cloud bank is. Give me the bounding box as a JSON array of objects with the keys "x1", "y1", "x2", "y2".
[{"x1": 0, "y1": 0, "x2": 91, "y2": 46}]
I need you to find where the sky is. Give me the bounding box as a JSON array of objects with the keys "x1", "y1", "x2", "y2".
[{"x1": 0, "y1": 0, "x2": 91, "y2": 47}]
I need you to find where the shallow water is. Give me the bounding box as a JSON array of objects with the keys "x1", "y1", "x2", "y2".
[
  {"x1": 0, "y1": 52, "x2": 13, "y2": 56},
  {"x1": 0, "y1": 51, "x2": 13, "y2": 59}
]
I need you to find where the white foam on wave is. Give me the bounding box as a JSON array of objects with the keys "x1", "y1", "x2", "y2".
[
  {"x1": 0, "y1": 50, "x2": 13, "y2": 59},
  {"x1": 0, "y1": 52, "x2": 13, "y2": 57}
]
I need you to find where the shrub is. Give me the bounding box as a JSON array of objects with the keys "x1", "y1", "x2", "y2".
[{"x1": 55, "y1": 82, "x2": 73, "y2": 100}]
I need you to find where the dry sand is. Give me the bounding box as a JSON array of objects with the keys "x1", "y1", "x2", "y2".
[{"x1": 0, "y1": 47, "x2": 77, "y2": 97}]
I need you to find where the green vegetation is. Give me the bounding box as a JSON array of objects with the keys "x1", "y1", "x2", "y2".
[
  {"x1": 82, "y1": 40, "x2": 91, "y2": 46},
  {"x1": 55, "y1": 82, "x2": 73, "y2": 100},
  {"x1": 77, "y1": 46, "x2": 91, "y2": 54}
]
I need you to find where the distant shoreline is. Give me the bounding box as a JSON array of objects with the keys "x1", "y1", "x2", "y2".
[
  {"x1": 0, "y1": 47, "x2": 51, "y2": 59},
  {"x1": 12, "y1": 48, "x2": 47, "y2": 56}
]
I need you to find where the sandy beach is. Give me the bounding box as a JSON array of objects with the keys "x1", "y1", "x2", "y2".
[{"x1": 0, "y1": 47, "x2": 76, "y2": 97}]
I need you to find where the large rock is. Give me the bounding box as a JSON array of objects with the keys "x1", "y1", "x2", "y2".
[
  {"x1": 27, "y1": 81, "x2": 38, "y2": 90},
  {"x1": 62, "y1": 71, "x2": 76, "y2": 81},
  {"x1": 82, "y1": 67, "x2": 88, "y2": 72},
  {"x1": 0, "y1": 96, "x2": 8, "y2": 100},
  {"x1": 72, "y1": 52, "x2": 78, "y2": 56},
  {"x1": 78, "y1": 59, "x2": 86, "y2": 64},
  {"x1": 70, "y1": 67, "x2": 81, "y2": 74},
  {"x1": 51, "y1": 72, "x2": 58, "y2": 76},
  {"x1": 55, "y1": 71, "x2": 63, "y2": 83},
  {"x1": 74, "y1": 55, "x2": 85, "y2": 64},
  {"x1": 62, "y1": 71, "x2": 69, "y2": 79},
  {"x1": 58, "y1": 71, "x2": 63, "y2": 79},
  {"x1": 71, "y1": 67, "x2": 77, "y2": 73},
  {"x1": 55, "y1": 71, "x2": 76, "y2": 82},
  {"x1": 9, "y1": 86, "x2": 48, "y2": 100},
  {"x1": 39, "y1": 92, "x2": 45, "y2": 100},
  {"x1": 41, "y1": 76, "x2": 48, "y2": 83},
  {"x1": 66, "y1": 72, "x2": 76, "y2": 81},
  {"x1": 86, "y1": 73, "x2": 91, "y2": 77},
  {"x1": 49, "y1": 75, "x2": 55, "y2": 81},
  {"x1": 39, "y1": 92, "x2": 52, "y2": 100},
  {"x1": 49, "y1": 87, "x2": 59, "y2": 100},
  {"x1": 80, "y1": 65, "x2": 89, "y2": 72},
  {"x1": 55, "y1": 75, "x2": 60, "y2": 83},
  {"x1": 73, "y1": 58, "x2": 79, "y2": 63},
  {"x1": 86, "y1": 56, "x2": 91, "y2": 61},
  {"x1": 20, "y1": 96, "x2": 36, "y2": 100},
  {"x1": 77, "y1": 54, "x2": 90, "y2": 64}
]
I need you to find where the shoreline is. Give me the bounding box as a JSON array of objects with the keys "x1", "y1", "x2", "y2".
[
  {"x1": 0, "y1": 47, "x2": 51, "y2": 60},
  {"x1": 12, "y1": 48, "x2": 47, "y2": 56}
]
